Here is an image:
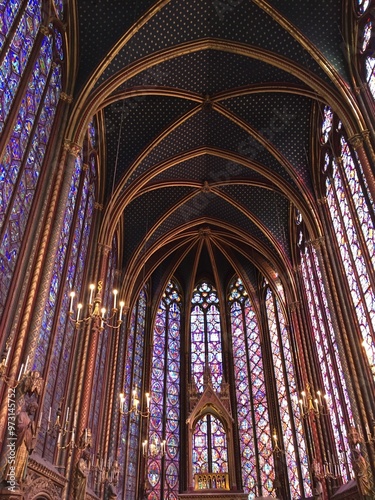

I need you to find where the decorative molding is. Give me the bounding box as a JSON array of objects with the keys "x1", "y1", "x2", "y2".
[
  {"x1": 62, "y1": 140, "x2": 82, "y2": 157},
  {"x1": 59, "y1": 92, "x2": 73, "y2": 103},
  {"x1": 348, "y1": 133, "x2": 363, "y2": 151},
  {"x1": 69, "y1": 143, "x2": 82, "y2": 158},
  {"x1": 309, "y1": 236, "x2": 325, "y2": 250},
  {"x1": 317, "y1": 197, "x2": 327, "y2": 205},
  {"x1": 289, "y1": 301, "x2": 300, "y2": 313},
  {"x1": 94, "y1": 202, "x2": 103, "y2": 211},
  {"x1": 24, "y1": 475, "x2": 62, "y2": 499},
  {"x1": 27, "y1": 456, "x2": 66, "y2": 488},
  {"x1": 39, "y1": 25, "x2": 50, "y2": 36}
]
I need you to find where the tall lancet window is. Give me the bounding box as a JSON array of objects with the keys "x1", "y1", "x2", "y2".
[
  {"x1": 192, "y1": 414, "x2": 228, "y2": 475},
  {"x1": 34, "y1": 118, "x2": 96, "y2": 461},
  {"x1": 296, "y1": 212, "x2": 354, "y2": 480},
  {"x1": 191, "y1": 282, "x2": 223, "y2": 392},
  {"x1": 229, "y1": 278, "x2": 274, "y2": 498},
  {"x1": 0, "y1": 1, "x2": 63, "y2": 317},
  {"x1": 147, "y1": 281, "x2": 181, "y2": 500},
  {"x1": 118, "y1": 286, "x2": 147, "y2": 500},
  {"x1": 357, "y1": 0, "x2": 375, "y2": 100},
  {"x1": 265, "y1": 287, "x2": 311, "y2": 499},
  {"x1": 321, "y1": 106, "x2": 375, "y2": 379}
]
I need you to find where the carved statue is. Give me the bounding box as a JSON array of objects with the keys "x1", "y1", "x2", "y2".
[
  {"x1": 21, "y1": 370, "x2": 44, "y2": 397},
  {"x1": 13, "y1": 401, "x2": 38, "y2": 484},
  {"x1": 107, "y1": 481, "x2": 117, "y2": 499},
  {"x1": 73, "y1": 450, "x2": 90, "y2": 500},
  {"x1": 348, "y1": 426, "x2": 372, "y2": 498},
  {"x1": 312, "y1": 476, "x2": 323, "y2": 499}
]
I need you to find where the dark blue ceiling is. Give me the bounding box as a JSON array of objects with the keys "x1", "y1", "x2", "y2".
[{"x1": 75, "y1": 0, "x2": 347, "y2": 286}]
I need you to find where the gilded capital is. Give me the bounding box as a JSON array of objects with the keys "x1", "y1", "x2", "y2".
[
  {"x1": 289, "y1": 301, "x2": 300, "y2": 313},
  {"x1": 309, "y1": 236, "x2": 325, "y2": 250},
  {"x1": 348, "y1": 133, "x2": 363, "y2": 151},
  {"x1": 68, "y1": 142, "x2": 82, "y2": 158},
  {"x1": 60, "y1": 92, "x2": 73, "y2": 103},
  {"x1": 39, "y1": 25, "x2": 50, "y2": 36},
  {"x1": 317, "y1": 197, "x2": 327, "y2": 206}
]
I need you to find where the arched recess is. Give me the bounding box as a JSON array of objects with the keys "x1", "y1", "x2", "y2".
[{"x1": 186, "y1": 384, "x2": 237, "y2": 492}]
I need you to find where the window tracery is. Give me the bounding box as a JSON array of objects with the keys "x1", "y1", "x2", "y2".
[
  {"x1": 191, "y1": 282, "x2": 223, "y2": 392},
  {"x1": 229, "y1": 277, "x2": 274, "y2": 498},
  {"x1": 147, "y1": 281, "x2": 181, "y2": 500},
  {"x1": 266, "y1": 287, "x2": 311, "y2": 498},
  {"x1": 320, "y1": 108, "x2": 375, "y2": 381},
  {"x1": 0, "y1": 6, "x2": 63, "y2": 318}
]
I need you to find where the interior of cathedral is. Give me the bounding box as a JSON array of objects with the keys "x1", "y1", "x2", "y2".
[{"x1": 1, "y1": 0, "x2": 375, "y2": 499}]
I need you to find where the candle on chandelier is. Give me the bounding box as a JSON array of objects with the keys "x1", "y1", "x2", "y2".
[
  {"x1": 77, "y1": 303, "x2": 83, "y2": 322},
  {"x1": 316, "y1": 390, "x2": 322, "y2": 406},
  {"x1": 119, "y1": 393, "x2": 125, "y2": 413},
  {"x1": 89, "y1": 284, "x2": 95, "y2": 305},
  {"x1": 101, "y1": 308, "x2": 106, "y2": 328},
  {"x1": 119, "y1": 301, "x2": 124, "y2": 321},
  {"x1": 69, "y1": 291, "x2": 75, "y2": 313},
  {"x1": 25, "y1": 355, "x2": 29, "y2": 373},
  {"x1": 113, "y1": 290, "x2": 118, "y2": 309},
  {"x1": 5, "y1": 346, "x2": 10, "y2": 366},
  {"x1": 17, "y1": 363, "x2": 24, "y2": 381},
  {"x1": 146, "y1": 393, "x2": 150, "y2": 410},
  {"x1": 142, "y1": 440, "x2": 147, "y2": 455}
]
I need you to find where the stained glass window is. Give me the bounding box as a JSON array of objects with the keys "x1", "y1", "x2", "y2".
[
  {"x1": 0, "y1": 0, "x2": 42, "y2": 133},
  {"x1": 358, "y1": 0, "x2": 370, "y2": 13},
  {"x1": 147, "y1": 281, "x2": 181, "y2": 500},
  {"x1": 357, "y1": 0, "x2": 375, "y2": 99},
  {"x1": 118, "y1": 287, "x2": 147, "y2": 500},
  {"x1": 229, "y1": 278, "x2": 274, "y2": 498},
  {"x1": 321, "y1": 111, "x2": 375, "y2": 381},
  {"x1": 298, "y1": 230, "x2": 354, "y2": 480},
  {"x1": 0, "y1": 0, "x2": 22, "y2": 51},
  {"x1": 266, "y1": 288, "x2": 311, "y2": 499},
  {"x1": 37, "y1": 152, "x2": 96, "y2": 462},
  {"x1": 0, "y1": 24, "x2": 63, "y2": 319},
  {"x1": 321, "y1": 106, "x2": 333, "y2": 144},
  {"x1": 53, "y1": 0, "x2": 65, "y2": 19},
  {"x1": 190, "y1": 282, "x2": 223, "y2": 392},
  {"x1": 192, "y1": 415, "x2": 228, "y2": 476}
]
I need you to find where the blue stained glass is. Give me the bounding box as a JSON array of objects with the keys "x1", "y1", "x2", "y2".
[
  {"x1": 0, "y1": 0, "x2": 22, "y2": 50},
  {"x1": 39, "y1": 157, "x2": 95, "y2": 462},
  {"x1": 229, "y1": 278, "x2": 274, "y2": 497},
  {"x1": 0, "y1": 43, "x2": 61, "y2": 318},
  {"x1": 0, "y1": 0, "x2": 42, "y2": 133},
  {"x1": 89, "y1": 234, "x2": 117, "y2": 456},
  {"x1": 118, "y1": 288, "x2": 147, "y2": 500},
  {"x1": 54, "y1": 28, "x2": 64, "y2": 60},
  {"x1": 147, "y1": 281, "x2": 180, "y2": 500},
  {"x1": 190, "y1": 282, "x2": 223, "y2": 393},
  {"x1": 53, "y1": 0, "x2": 64, "y2": 19}
]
